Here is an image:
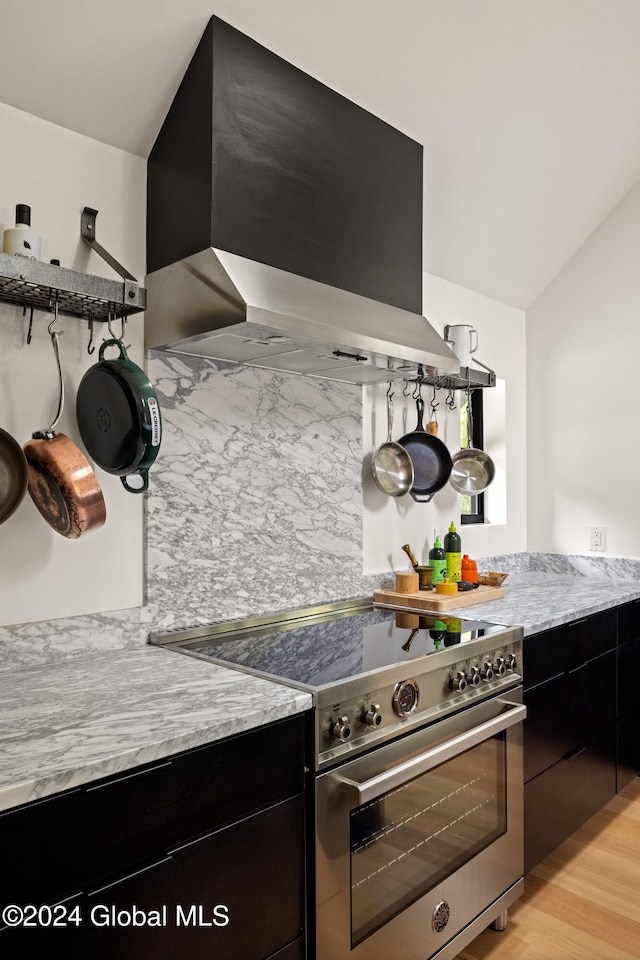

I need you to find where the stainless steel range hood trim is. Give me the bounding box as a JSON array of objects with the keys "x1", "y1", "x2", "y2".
[{"x1": 145, "y1": 248, "x2": 460, "y2": 384}]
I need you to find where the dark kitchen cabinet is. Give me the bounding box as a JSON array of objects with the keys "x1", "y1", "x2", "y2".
[
  {"x1": 83, "y1": 794, "x2": 305, "y2": 960},
  {"x1": 616, "y1": 599, "x2": 640, "y2": 791},
  {"x1": 0, "y1": 714, "x2": 307, "y2": 959},
  {"x1": 523, "y1": 609, "x2": 617, "y2": 873},
  {"x1": 524, "y1": 726, "x2": 617, "y2": 872}
]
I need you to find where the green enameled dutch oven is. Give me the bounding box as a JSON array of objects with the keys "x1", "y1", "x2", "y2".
[{"x1": 76, "y1": 338, "x2": 162, "y2": 494}]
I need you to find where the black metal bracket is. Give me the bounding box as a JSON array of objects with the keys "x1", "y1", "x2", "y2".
[{"x1": 81, "y1": 207, "x2": 138, "y2": 283}]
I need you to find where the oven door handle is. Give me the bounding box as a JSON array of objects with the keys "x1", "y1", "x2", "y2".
[{"x1": 330, "y1": 700, "x2": 526, "y2": 804}]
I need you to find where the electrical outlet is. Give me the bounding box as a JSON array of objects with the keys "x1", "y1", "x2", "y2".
[{"x1": 589, "y1": 525, "x2": 606, "y2": 551}]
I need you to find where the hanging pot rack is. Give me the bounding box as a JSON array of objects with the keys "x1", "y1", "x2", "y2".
[
  {"x1": 402, "y1": 360, "x2": 496, "y2": 394},
  {"x1": 0, "y1": 207, "x2": 146, "y2": 324}
]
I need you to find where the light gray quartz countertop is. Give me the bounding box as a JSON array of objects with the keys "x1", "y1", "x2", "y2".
[
  {"x1": 0, "y1": 645, "x2": 312, "y2": 815},
  {"x1": 3, "y1": 570, "x2": 640, "y2": 818},
  {"x1": 443, "y1": 571, "x2": 640, "y2": 634}
]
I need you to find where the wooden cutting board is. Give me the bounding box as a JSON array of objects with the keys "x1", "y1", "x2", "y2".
[{"x1": 374, "y1": 584, "x2": 505, "y2": 612}]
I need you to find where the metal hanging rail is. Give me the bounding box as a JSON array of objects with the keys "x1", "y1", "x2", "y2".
[
  {"x1": 0, "y1": 208, "x2": 146, "y2": 322},
  {"x1": 404, "y1": 362, "x2": 496, "y2": 392}
]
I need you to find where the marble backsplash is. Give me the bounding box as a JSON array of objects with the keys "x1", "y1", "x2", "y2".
[
  {"x1": 1, "y1": 352, "x2": 639, "y2": 671},
  {"x1": 476, "y1": 551, "x2": 640, "y2": 580},
  {"x1": 0, "y1": 353, "x2": 382, "y2": 670}
]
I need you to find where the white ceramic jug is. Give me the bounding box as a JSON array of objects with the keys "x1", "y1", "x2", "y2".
[{"x1": 444, "y1": 324, "x2": 478, "y2": 368}]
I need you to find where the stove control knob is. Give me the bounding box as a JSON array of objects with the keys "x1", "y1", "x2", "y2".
[
  {"x1": 506, "y1": 654, "x2": 517, "y2": 671},
  {"x1": 480, "y1": 662, "x2": 494, "y2": 681},
  {"x1": 493, "y1": 657, "x2": 507, "y2": 677},
  {"x1": 466, "y1": 666, "x2": 481, "y2": 687},
  {"x1": 450, "y1": 671, "x2": 467, "y2": 692},
  {"x1": 331, "y1": 716, "x2": 352, "y2": 742},
  {"x1": 362, "y1": 704, "x2": 383, "y2": 727}
]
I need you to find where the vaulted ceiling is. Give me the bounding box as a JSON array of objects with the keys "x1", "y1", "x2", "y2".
[{"x1": 2, "y1": 0, "x2": 640, "y2": 308}]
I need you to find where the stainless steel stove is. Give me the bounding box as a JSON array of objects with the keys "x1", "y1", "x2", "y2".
[
  {"x1": 151, "y1": 596, "x2": 523, "y2": 772},
  {"x1": 152, "y1": 597, "x2": 525, "y2": 960}
]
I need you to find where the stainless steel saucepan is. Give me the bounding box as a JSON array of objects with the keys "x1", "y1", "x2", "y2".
[
  {"x1": 371, "y1": 388, "x2": 414, "y2": 497},
  {"x1": 449, "y1": 386, "x2": 495, "y2": 495}
]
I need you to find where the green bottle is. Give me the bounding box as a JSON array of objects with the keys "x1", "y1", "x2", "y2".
[
  {"x1": 444, "y1": 521, "x2": 462, "y2": 582},
  {"x1": 428, "y1": 535, "x2": 447, "y2": 584}
]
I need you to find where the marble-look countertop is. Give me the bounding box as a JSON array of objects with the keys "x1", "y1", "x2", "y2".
[
  {"x1": 0, "y1": 645, "x2": 311, "y2": 815},
  {"x1": 439, "y1": 571, "x2": 640, "y2": 634},
  {"x1": 3, "y1": 570, "x2": 640, "y2": 818}
]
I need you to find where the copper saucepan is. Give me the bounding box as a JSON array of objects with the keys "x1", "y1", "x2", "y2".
[{"x1": 23, "y1": 308, "x2": 106, "y2": 539}]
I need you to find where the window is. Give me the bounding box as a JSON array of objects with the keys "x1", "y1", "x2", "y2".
[{"x1": 460, "y1": 389, "x2": 485, "y2": 525}]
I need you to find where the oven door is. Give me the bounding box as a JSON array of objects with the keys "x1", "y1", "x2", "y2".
[{"x1": 314, "y1": 690, "x2": 525, "y2": 960}]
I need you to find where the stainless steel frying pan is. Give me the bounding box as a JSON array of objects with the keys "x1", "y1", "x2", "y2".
[
  {"x1": 398, "y1": 398, "x2": 452, "y2": 503},
  {"x1": 0, "y1": 427, "x2": 28, "y2": 524}
]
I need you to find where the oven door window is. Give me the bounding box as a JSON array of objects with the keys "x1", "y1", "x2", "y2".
[{"x1": 350, "y1": 732, "x2": 507, "y2": 947}]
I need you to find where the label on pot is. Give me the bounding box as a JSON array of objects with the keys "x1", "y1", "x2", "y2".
[{"x1": 148, "y1": 397, "x2": 162, "y2": 446}]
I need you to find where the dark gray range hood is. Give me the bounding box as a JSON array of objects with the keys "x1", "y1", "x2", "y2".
[{"x1": 145, "y1": 16, "x2": 459, "y2": 384}]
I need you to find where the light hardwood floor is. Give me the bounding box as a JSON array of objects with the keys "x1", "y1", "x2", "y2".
[{"x1": 456, "y1": 778, "x2": 640, "y2": 960}]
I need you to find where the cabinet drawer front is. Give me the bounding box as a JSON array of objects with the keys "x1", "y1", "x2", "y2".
[
  {"x1": 524, "y1": 650, "x2": 615, "y2": 782},
  {"x1": 84, "y1": 794, "x2": 305, "y2": 960},
  {"x1": 617, "y1": 598, "x2": 640, "y2": 645},
  {"x1": 524, "y1": 609, "x2": 616, "y2": 688},
  {"x1": 524, "y1": 725, "x2": 616, "y2": 873},
  {"x1": 618, "y1": 636, "x2": 640, "y2": 714},
  {"x1": 83, "y1": 714, "x2": 306, "y2": 882},
  {"x1": 1, "y1": 796, "x2": 305, "y2": 959},
  {"x1": 0, "y1": 789, "x2": 85, "y2": 907}
]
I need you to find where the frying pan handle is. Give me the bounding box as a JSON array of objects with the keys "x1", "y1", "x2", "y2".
[
  {"x1": 415, "y1": 396, "x2": 425, "y2": 431},
  {"x1": 410, "y1": 491, "x2": 434, "y2": 503},
  {"x1": 120, "y1": 470, "x2": 149, "y2": 494}
]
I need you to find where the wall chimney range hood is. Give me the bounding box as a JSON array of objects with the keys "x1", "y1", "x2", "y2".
[
  {"x1": 145, "y1": 16, "x2": 460, "y2": 385},
  {"x1": 145, "y1": 247, "x2": 459, "y2": 384}
]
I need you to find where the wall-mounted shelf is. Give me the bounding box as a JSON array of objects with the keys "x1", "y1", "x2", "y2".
[{"x1": 0, "y1": 251, "x2": 146, "y2": 322}]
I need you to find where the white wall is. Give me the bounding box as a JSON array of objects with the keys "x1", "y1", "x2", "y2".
[
  {"x1": 526, "y1": 176, "x2": 640, "y2": 559},
  {"x1": 0, "y1": 103, "x2": 147, "y2": 625},
  {"x1": 363, "y1": 272, "x2": 527, "y2": 573}
]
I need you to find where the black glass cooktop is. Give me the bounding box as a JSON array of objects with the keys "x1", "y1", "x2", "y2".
[{"x1": 176, "y1": 601, "x2": 510, "y2": 690}]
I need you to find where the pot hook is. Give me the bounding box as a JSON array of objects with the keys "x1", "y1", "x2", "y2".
[
  {"x1": 465, "y1": 370, "x2": 474, "y2": 449},
  {"x1": 33, "y1": 299, "x2": 64, "y2": 439},
  {"x1": 87, "y1": 313, "x2": 95, "y2": 355},
  {"x1": 446, "y1": 380, "x2": 456, "y2": 410},
  {"x1": 429, "y1": 384, "x2": 439, "y2": 424},
  {"x1": 106, "y1": 306, "x2": 127, "y2": 343}
]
